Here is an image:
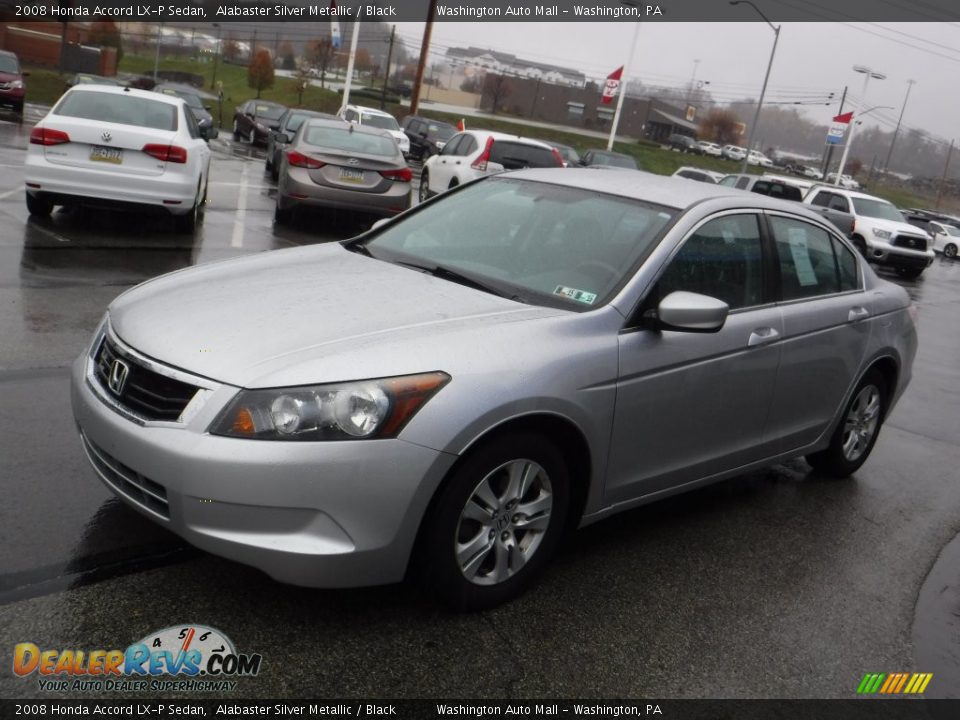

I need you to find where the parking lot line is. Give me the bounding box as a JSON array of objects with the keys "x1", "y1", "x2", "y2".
[
  {"x1": 230, "y1": 163, "x2": 249, "y2": 249},
  {"x1": 0, "y1": 186, "x2": 22, "y2": 200}
]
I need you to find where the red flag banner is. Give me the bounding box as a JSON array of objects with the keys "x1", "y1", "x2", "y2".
[
  {"x1": 457, "y1": 118, "x2": 466, "y2": 132},
  {"x1": 601, "y1": 66, "x2": 624, "y2": 105},
  {"x1": 833, "y1": 111, "x2": 854, "y2": 123}
]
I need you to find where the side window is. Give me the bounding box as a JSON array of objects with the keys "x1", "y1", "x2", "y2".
[
  {"x1": 810, "y1": 191, "x2": 830, "y2": 207},
  {"x1": 344, "y1": 109, "x2": 357, "y2": 123},
  {"x1": 828, "y1": 195, "x2": 849, "y2": 213},
  {"x1": 719, "y1": 175, "x2": 737, "y2": 187},
  {"x1": 833, "y1": 237, "x2": 860, "y2": 291},
  {"x1": 651, "y1": 214, "x2": 765, "y2": 311},
  {"x1": 752, "y1": 181, "x2": 771, "y2": 195},
  {"x1": 183, "y1": 107, "x2": 201, "y2": 139},
  {"x1": 735, "y1": 176, "x2": 750, "y2": 190},
  {"x1": 770, "y1": 216, "x2": 841, "y2": 300},
  {"x1": 459, "y1": 135, "x2": 478, "y2": 156},
  {"x1": 440, "y1": 134, "x2": 464, "y2": 156}
]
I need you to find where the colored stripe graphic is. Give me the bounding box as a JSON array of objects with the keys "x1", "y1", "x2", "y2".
[{"x1": 857, "y1": 672, "x2": 933, "y2": 694}]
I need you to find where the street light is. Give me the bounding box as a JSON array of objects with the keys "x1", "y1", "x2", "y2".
[
  {"x1": 730, "y1": 1, "x2": 780, "y2": 173},
  {"x1": 834, "y1": 64, "x2": 886, "y2": 186}
]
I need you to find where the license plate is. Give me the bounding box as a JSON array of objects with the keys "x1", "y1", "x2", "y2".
[
  {"x1": 90, "y1": 146, "x2": 123, "y2": 164},
  {"x1": 338, "y1": 168, "x2": 365, "y2": 183}
]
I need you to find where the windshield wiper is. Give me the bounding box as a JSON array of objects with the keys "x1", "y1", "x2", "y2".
[
  {"x1": 342, "y1": 240, "x2": 375, "y2": 257},
  {"x1": 394, "y1": 260, "x2": 527, "y2": 303}
]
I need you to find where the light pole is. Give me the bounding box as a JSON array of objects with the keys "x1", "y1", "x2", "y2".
[
  {"x1": 153, "y1": 23, "x2": 163, "y2": 83},
  {"x1": 883, "y1": 79, "x2": 915, "y2": 174},
  {"x1": 210, "y1": 23, "x2": 222, "y2": 90},
  {"x1": 606, "y1": 6, "x2": 642, "y2": 152},
  {"x1": 730, "y1": 0, "x2": 779, "y2": 174},
  {"x1": 834, "y1": 65, "x2": 885, "y2": 186}
]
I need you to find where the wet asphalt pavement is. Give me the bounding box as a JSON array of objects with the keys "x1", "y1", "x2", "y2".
[{"x1": 0, "y1": 107, "x2": 958, "y2": 701}]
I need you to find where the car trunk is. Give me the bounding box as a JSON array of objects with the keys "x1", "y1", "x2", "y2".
[{"x1": 41, "y1": 117, "x2": 176, "y2": 177}]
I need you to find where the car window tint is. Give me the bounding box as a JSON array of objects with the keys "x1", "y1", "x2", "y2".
[
  {"x1": 828, "y1": 195, "x2": 849, "y2": 212},
  {"x1": 183, "y1": 106, "x2": 201, "y2": 139},
  {"x1": 361, "y1": 113, "x2": 400, "y2": 131},
  {"x1": 440, "y1": 134, "x2": 464, "y2": 156},
  {"x1": 719, "y1": 176, "x2": 737, "y2": 187},
  {"x1": 303, "y1": 126, "x2": 398, "y2": 156},
  {"x1": 833, "y1": 237, "x2": 860, "y2": 291},
  {"x1": 55, "y1": 91, "x2": 178, "y2": 131},
  {"x1": 809, "y1": 191, "x2": 830, "y2": 207},
  {"x1": 735, "y1": 177, "x2": 750, "y2": 190},
  {"x1": 770, "y1": 216, "x2": 841, "y2": 300},
  {"x1": 286, "y1": 113, "x2": 312, "y2": 134},
  {"x1": 459, "y1": 135, "x2": 478, "y2": 156},
  {"x1": 653, "y1": 214, "x2": 764, "y2": 311},
  {"x1": 489, "y1": 142, "x2": 562, "y2": 169}
]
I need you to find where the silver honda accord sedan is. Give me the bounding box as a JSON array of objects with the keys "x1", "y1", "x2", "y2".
[{"x1": 71, "y1": 169, "x2": 918, "y2": 610}]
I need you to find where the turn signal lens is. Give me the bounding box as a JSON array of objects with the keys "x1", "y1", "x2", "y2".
[
  {"x1": 287, "y1": 150, "x2": 325, "y2": 169},
  {"x1": 30, "y1": 127, "x2": 70, "y2": 146},
  {"x1": 379, "y1": 167, "x2": 413, "y2": 183}
]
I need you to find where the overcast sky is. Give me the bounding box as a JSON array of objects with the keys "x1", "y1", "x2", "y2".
[{"x1": 393, "y1": 21, "x2": 960, "y2": 150}]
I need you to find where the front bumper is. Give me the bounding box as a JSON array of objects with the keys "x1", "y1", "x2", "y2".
[
  {"x1": 866, "y1": 242, "x2": 935, "y2": 269},
  {"x1": 71, "y1": 350, "x2": 456, "y2": 588}
]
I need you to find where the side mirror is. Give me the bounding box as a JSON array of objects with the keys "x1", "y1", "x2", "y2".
[
  {"x1": 201, "y1": 126, "x2": 218, "y2": 141},
  {"x1": 655, "y1": 291, "x2": 729, "y2": 333},
  {"x1": 276, "y1": 132, "x2": 291, "y2": 145},
  {"x1": 370, "y1": 218, "x2": 391, "y2": 231}
]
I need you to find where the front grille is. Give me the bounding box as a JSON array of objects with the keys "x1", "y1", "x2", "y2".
[
  {"x1": 94, "y1": 337, "x2": 198, "y2": 422},
  {"x1": 893, "y1": 235, "x2": 928, "y2": 251},
  {"x1": 80, "y1": 433, "x2": 170, "y2": 520}
]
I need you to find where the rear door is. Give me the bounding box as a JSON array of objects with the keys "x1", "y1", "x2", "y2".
[
  {"x1": 763, "y1": 212, "x2": 872, "y2": 451},
  {"x1": 43, "y1": 90, "x2": 178, "y2": 177}
]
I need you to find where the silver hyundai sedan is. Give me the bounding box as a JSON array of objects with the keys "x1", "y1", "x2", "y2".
[{"x1": 72, "y1": 169, "x2": 917, "y2": 610}]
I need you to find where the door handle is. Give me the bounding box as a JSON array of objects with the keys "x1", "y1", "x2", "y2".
[
  {"x1": 748, "y1": 327, "x2": 780, "y2": 347},
  {"x1": 848, "y1": 306, "x2": 870, "y2": 321}
]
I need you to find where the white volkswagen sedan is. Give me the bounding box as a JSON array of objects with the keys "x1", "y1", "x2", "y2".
[{"x1": 24, "y1": 85, "x2": 211, "y2": 232}]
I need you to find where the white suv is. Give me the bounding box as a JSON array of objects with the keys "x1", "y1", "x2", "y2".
[
  {"x1": 339, "y1": 104, "x2": 410, "y2": 156},
  {"x1": 803, "y1": 186, "x2": 934, "y2": 279},
  {"x1": 418, "y1": 130, "x2": 563, "y2": 201}
]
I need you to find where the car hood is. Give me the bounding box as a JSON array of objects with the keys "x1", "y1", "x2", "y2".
[{"x1": 108, "y1": 244, "x2": 560, "y2": 388}]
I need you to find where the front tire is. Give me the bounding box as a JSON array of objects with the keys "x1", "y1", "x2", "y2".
[
  {"x1": 418, "y1": 169, "x2": 431, "y2": 203},
  {"x1": 852, "y1": 236, "x2": 868, "y2": 257},
  {"x1": 232, "y1": 119, "x2": 240, "y2": 141},
  {"x1": 418, "y1": 433, "x2": 570, "y2": 611},
  {"x1": 248, "y1": 129, "x2": 256, "y2": 145},
  {"x1": 944, "y1": 243, "x2": 957, "y2": 259},
  {"x1": 806, "y1": 369, "x2": 887, "y2": 478}
]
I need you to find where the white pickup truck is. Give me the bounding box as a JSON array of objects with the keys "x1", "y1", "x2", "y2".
[{"x1": 803, "y1": 186, "x2": 934, "y2": 279}]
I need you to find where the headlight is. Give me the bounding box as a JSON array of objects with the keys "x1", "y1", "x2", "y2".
[
  {"x1": 210, "y1": 372, "x2": 450, "y2": 441},
  {"x1": 872, "y1": 228, "x2": 892, "y2": 240},
  {"x1": 11, "y1": 80, "x2": 24, "y2": 90}
]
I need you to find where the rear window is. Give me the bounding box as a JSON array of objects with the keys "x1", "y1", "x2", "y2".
[
  {"x1": 303, "y1": 126, "x2": 398, "y2": 156},
  {"x1": 489, "y1": 142, "x2": 562, "y2": 170},
  {"x1": 429, "y1": 123, "x2": 455, "y2": 140},
  {"x1": 254, "y1": 104, "x2": 285, "y2": 120},
  {"x1": 54, "y1": 90, "x2": 178, "y2": 131},
  {"x1": 752, "y1": 181, "x2": 802, "y2": 202},
  {"x1": 361, "y1": 113, "x2": 400, "y2": 131}
]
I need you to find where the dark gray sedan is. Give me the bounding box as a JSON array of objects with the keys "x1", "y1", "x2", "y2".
[
  {"x1": 265, "y1": 109, "x2": 337, "y2": 181},
  {"x1": 71, "y1": 170, "x2": 916, "y2": 611},
  {"x1": 275, "y1": 119, "x2": 412, "y2": 223}
]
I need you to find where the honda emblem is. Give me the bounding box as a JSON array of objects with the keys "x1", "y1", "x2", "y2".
[{"x1": 108, "y1": 359, "x2": 129, "y2": 395}]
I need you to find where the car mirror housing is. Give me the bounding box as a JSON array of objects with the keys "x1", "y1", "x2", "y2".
[{"x1": 656, "y1": 291, "x2": 729, "y2": 333}]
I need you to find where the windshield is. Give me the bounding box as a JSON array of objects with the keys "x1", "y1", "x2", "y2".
[
  {"x1": 942, "y1": 224, "x2": 960, "y2": 236},
  {"x1": 362, "y1": 113, "x2": 400, "y2": 131},
  {"x1": 429, "y1": 123, "x2": 456, "y2": 140},
  {"x1": 594, "y1": 152, "x2": 637, "y2": 169},
  {"x1": 363, "y1": 177, "x2": 676, "y2": 309},
  {"x1": 163, "y1": 90, "x2": 203, "y2": 109},
  {"x1": 0, "y1": 55, "x2": 19, "y2": 74},
  {"x1": 254, "y1": 104, "x2": 285, "y2": 121},
  {"x1": 851, "y1": 197, "x2": 906, "y2": 222}
]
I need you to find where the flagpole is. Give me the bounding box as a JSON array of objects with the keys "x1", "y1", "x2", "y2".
[
  {"x1": 341, "y1": 6, "x2": 363, "y2": 108},
  {"x1": 607, "y1": 20, "x2": 641, "y2": 151}
]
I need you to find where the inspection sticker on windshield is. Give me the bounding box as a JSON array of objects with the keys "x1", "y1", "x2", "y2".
[{"x1": 554, "y1": 285, "x2": 597, "y2": 305}]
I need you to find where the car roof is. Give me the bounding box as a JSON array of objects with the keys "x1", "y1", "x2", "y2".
[
  {"x1": 462, "y1": 130, "x2": 553, "y2": 149},
  {"x1": 346, "y1": 104, "x2": 394, "y2": 117},
  {"x1": 807, "y1": 185, "x2": 886, "y2": 202},
  {"x1": 301, "y1": 118, "x2": 385, "y2": 136},
  {"x1": 154, "y1": 83, "x2": 217, "y2": 100}
]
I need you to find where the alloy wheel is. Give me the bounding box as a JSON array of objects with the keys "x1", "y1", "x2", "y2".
[{"x1": 841, "y1": 385, "x2": 881, "y2": 462}]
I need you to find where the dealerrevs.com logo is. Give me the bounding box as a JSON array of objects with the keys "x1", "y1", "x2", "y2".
[{"x1": 13, "y1": 625, "x2": 263, "y2": 693}]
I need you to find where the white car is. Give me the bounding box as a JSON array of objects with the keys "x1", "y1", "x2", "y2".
[
  {"x1": 801, "y1": 165, "x2": 824, "y2": 180},
  {"x1": 747, "y1": 150, "x2": 773, "y2": 168},
  {"x1": 827, "y1": 172, "x2": 860, "y2": 189},
  {"x1": 418, "y1": 130, "x2": 562, "y2": 201},
  {"x1": 672, "y1": 166, "x2": 724, "y2": 183},
  {"x1": 927, "y1": 221, "x2": 960, "y2": 259},
  {"x1": 24, "y1": 85, "x2": 211, "y2": 232},
  {"x1": 339, "y1": 104, "x2": 410, "y2": 157},
  {"x1": 697, "y1": 141, "x2": 723, "y2": 157},
  {"x1": 721, "y1": 144, "x2": 747, "y2": 161}
]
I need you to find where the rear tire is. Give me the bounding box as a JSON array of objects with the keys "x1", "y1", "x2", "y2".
[
  {"x1": 26, "y1": 193, "x2": 52, "y2": 217},
  {"x1": 248, "y1": 129, "x2": 256, "y2": 145},
  {"x1": 417, "y1": 432, "x2": 570, "y2": 611},
  {"x1": 174, "y1": 183, "x2": 202, "y2": 234},
  {"x1": 232, "y1": 119, "x2": 240, "y2": 141},
  {"x1": 418, "y1": 169, "x2": 431, "y2": 203},
  {"x1": 274, "y1": 200, "x2": 292, "y2": 225},
  {"x1": 852, "y1": 236, "x2": 868, "y2": 257},
  {"x1": 944, "y1": 243, "x2": 957, "y2": 259},
  {"x1": 806, "y1": 369, "x2": 887, "y2": 478}
]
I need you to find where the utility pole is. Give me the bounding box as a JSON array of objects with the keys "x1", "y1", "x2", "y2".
[
  {"x1": 935, "y1": 139, "x2": 954, "y2": 211},
  {"x1": 210, "y1": 23, "x2": 222, "y2": 89},
  {"x1": 153, "y1": 23, "x2": 163, "y2": 83},
  {"x1": 821, "y1": 85, "x2": 847, "y2": 179},
  {"x1": 529, "y1": 76, "x2": 542, "y2": 118},
  {"x1": 380, "y1": 25, "x2": 396, "y2": 110},
  {"x1": 409, "y1": 0, "x2": 436, "y2": 116},
  {"x1": 883, "y1": 79, "x2": 916, "y2": 174}
]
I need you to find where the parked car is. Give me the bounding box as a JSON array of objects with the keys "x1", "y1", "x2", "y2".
[
  {"x1": 786, "y1": 163, "x2": 824, "y2": 180},
  {"x1": 71, "y1": 169, "x2": 917, "y2": 610},
  {"x1": 543, "y1": 140, "x2": 581, "y2": 168},
  {"x1": 926, "y1": 221, "x2": 960, "y2": 258},
  {"x1": 698, "y1": 141, "x2": 723, "y2": 157},
  {"x1": 154, "y1": 83, "x2": 217, "y2": 141},
  {"x1": 672, "y1": 166, "x2": 724, "y2": 183},
  {"x1": 274, "y1": 118, "x2": 411, "y2": 223},
  {"x1": 579, "y1": 149, "x2": 639, "y2": 170},
  {"x1": 339, "y1": 104, "x2": 410, "y2": 157},
  {"x1": 747, "y1": 150, "x2": 773, "y2": 168},
  {"x1": 667, "y1": 133, "x2": 702, "y2": 154},
  {"x1": 24, "y1": 84, "x2": 211, "y2": 232},
  {"x1": 266, "y1": 109, "x2": 337, "y2": 181},
  {"x1": 803, "y1": 186, "x2": 934, "y2": 278},
  {"x1": 826, "y1": 172, "x2": 861, "y2": 190},
  {"x1": 0, "y1": 50, "x2": 26, "y2": 117},
  {"x1": 65, "y1": 73, "x2": 123, "y2": 92},
  {"x1": 419, "y1": 130, "x2": 562, "y2": 202},
  {"x1": 401, "y1": 116, "x2": 457, "y2": 161},
  {"x1": 719, "y1": 173, "x2": 805, "y2": 202},
  {"x1": 722, "y1": 145, "x2": 747, "y2": 161},
  {"x1": 233, "y1": 100, "x2": 287, "y2": 146}
]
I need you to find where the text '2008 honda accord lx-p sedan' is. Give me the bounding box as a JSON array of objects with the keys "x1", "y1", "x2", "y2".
[{"x1": 72, "y1": 170, "x2": 918, "y2": 610}]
